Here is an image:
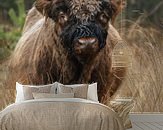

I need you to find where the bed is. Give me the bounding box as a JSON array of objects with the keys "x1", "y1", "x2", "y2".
[{"x1": 0, "y1": 98, "x2": 125, "y2": 130}]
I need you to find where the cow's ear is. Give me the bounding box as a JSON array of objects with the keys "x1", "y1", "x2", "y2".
[
  {"x1": 110, "y1": 0, "x2": 126, "y2": 24},
  {"x1": 35, "y1": 0, "x2": 52, "y2": 17}
]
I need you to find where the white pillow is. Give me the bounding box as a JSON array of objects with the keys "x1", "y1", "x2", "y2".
[
  {"x1": 15, "y1": 82, "x2": 58, "y2": 103},
  {"x1": 57, "y1": 84, "x2": 88, "y2": 99},
  {"x1": 56, "y1": 82, "x2": 98, "y2": 102},
  {"x1": 87, "y1": 83, "x2": 98, "y2": 102},
  {"x1": 32, "y1": 93, "x2": 74, "y2": 99}
]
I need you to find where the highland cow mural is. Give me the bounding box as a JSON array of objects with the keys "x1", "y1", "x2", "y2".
[{"x1": 8, "y1": 0, "x2": 126, "y2": 104}]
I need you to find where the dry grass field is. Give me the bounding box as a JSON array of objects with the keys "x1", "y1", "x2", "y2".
[
  {"x1": 0, "y1": 60, "x2": 15, "y2": 110},
  {"x1": 114, "y1": 20, "x2": 163, "y2": 112},
  {"x1": 0, "y1": 20, "x2": 162, "y2": 112}
]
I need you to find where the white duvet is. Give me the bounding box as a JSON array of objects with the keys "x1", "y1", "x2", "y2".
[{"x1": 0, "y1": 98, "x2": 124, "y2": 130}]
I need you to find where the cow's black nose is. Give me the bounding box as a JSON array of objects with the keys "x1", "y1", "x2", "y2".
[
  {"x1": 76, "y1": 37, "x2": 98, "y2": 49},
  {"x1": 74, "y1": 37, "x2": 99, "y2": 55},
  {"x1": 78, "y1": 37, "x2": 97, "y2": 45}
]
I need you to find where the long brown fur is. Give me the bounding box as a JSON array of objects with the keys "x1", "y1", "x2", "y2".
[{"x1": 8, "y1": 2, "x2": 126, "y2": 104}]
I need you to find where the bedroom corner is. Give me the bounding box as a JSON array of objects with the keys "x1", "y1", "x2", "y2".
[{"x1": 0, "y1": 0, "x2": 163, "y2": 130}]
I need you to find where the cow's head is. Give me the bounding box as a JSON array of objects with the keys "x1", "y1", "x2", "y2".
[{"x1": 35, "y1": 0, "x2": 117, "y2": 63}]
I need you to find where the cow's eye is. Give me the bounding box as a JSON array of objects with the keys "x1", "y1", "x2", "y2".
[
  {"x1": 99, "y1": 13, "x2": 109, "y2": 24},
  {"x1": 58, "y1": 12, "x2": 68, "y2": 25}
]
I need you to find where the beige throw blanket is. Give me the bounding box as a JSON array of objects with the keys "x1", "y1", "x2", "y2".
[{"x1": 0, "y1": 98, "x2": 124, "y2": 130}]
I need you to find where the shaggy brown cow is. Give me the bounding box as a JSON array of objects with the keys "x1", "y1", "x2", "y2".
[{"x1": 9, "y1": 0, "x2": 126, "y2": 104}]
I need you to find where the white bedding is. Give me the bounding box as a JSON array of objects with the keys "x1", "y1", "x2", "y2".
[
  {"x1": 15, "y1": 98, "x2": 100, "y2": 105},
  {"x1": 0, "y1": 98, "x2": 124, "y2": 130}
]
